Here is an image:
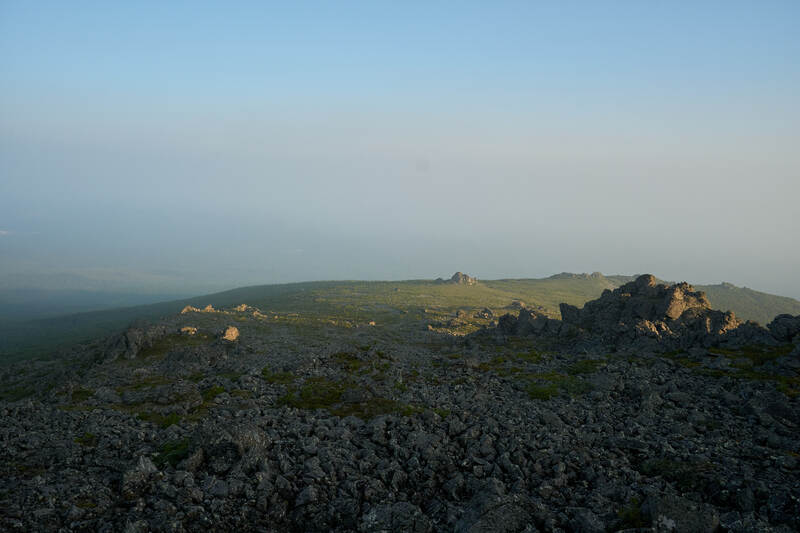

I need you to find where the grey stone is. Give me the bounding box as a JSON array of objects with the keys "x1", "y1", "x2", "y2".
[{"x1": 642, "y1": 493, "x2": 719, "y2": 533}]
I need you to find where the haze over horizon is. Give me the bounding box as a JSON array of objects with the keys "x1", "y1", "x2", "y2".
[{"x1": 2, "y1": 2, "x2": 799, "y2": 299}]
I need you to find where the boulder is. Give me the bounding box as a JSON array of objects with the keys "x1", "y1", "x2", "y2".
[
  {"x1": 221, "y1": 326, "x2": 239, "y2": 342},
  {"x1": 767, "y1": 314, "x2": 800, "y2": 342},
  {"x1": 121, "y1": 456, "x2": 159, "y2": 500},
  {"x1": 105, "y1": 324, "x2": 168, "y2": 361}
]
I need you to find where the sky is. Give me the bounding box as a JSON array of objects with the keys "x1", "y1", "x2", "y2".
[{"x1": 1, "y1": 1, "x2": 799, "y2": 297}]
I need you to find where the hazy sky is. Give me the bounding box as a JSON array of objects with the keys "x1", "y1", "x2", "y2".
[{"x1": 2, "y1": 2, "x2": 799, "y2": 297}]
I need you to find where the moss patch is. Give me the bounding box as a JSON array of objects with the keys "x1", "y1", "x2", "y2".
[
  {"x1": 514, "y1": 349, "x2": 546, "y2": 363},
  {"x1": 138, "y1": 332, "x2": 214, "y2": 358},
  {"x1": 0, "y1": 385, "x2": 35, "y2": 402},
  {"x1": 137, "y1": 411, "x2": 181, "y2": 428},
  {"x1": 617, "y1": 497, "x2": 646, "y2": 528},
  {"x1": 691, "y1": 361, "x2": 800, "y2": 398},
  {"x1": 708, "y1": 343, "x2": 794, "y2": 367},
  {"x1": 278, "y1": 376, "x2": 427, "y2": 419},
  {"x1": 279, "y1": 377, "x2": 346, "y2": 410},
  {"x1": 565, "y1": 358, "x2": 605, "y2": 375},
  {"x1": 520, "y1": 372, "x2": 592, "y2": 399},
  {"x1": 12, "y1": 462, "x2": 46, "y2": 478},
  {"x1": 71, "y1": 387, "x2": 94, "y2": 403},
  {"x1": 261, "y1": 367, "x2": 295, "y2": 384},
  {"x1": 154, "y1": 438, "x2": 192, "y2": 468},
  {"x1": 526, "y1": 382, "x2": 559, "y2": 400},
  {"x1": 777, "y1": 378, "x2": 800, "y2": 398},
  {"x1": 201, "y1": 385, "x2": 225, "y2": 402},
  {"x1": 74, "y1": 432, "x2": 98, "y2": 447}
]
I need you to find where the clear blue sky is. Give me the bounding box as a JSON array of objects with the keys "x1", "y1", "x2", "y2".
[{"x1": 1, "y1": 1, "x2": 799, "y2": 296}]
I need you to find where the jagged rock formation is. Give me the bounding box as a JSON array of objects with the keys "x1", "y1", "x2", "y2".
[
  {"x1": 497, "y1": 308, "x2": 563, "y2": 338},
  {"x1": 448, "y1": 272, "x2": 477, "y2": 285},
  {"x1": 496, "y1": 274, "x2": 781, "y2": 352},
  {"x1": 104, "y1": 324, "x2": 168, "y2": 361},
  {"x1": 181, "y1": 304, "x2": 216, "y2": 314}
]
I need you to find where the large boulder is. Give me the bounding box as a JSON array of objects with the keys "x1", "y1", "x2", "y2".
[
  {"x1": 767, "y1": 314, "x2": 800, "y2": 342},
  {"x1": 104, "y1": 324, "x2": 168, "y2": 361},
  {"x1": 501, "y1": 308, "x2": 562, "y2": 336},
  {"x1": 221, "y1": 326, "x2": 240, "y2": 342}
]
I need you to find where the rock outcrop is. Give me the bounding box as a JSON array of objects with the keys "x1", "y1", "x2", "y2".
[
  {"x1": 768, "y1": 314, "x2": 800, "y2": 343},
  {"x1": 495, "y1": 274, "x2": 779, "y2": 352},
  {"x1": 181, "y1": 304, "x2": 217, "y2": 314},
  {"x1": 104, "y1": 324, "x2": 168, "y2": 361},
  {"x1": 221, "y1": 326, "x2": 240, "y2": 342},
  {"x1": 449, "y1": 272, "x2": 477, "y2": 285}
]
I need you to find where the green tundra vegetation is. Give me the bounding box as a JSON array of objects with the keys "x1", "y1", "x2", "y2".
[{"x1": 1, "y1": 274, "x2": 798, "y2": 364}]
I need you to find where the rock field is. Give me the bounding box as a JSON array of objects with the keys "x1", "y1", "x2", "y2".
[{"x1": 1, "y1": 275, "x2": 799, "y2": 532}]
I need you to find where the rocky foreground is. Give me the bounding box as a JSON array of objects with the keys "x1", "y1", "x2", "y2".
[{"x1": 1, "y1": 276, "x2": 799, "y2": 532}]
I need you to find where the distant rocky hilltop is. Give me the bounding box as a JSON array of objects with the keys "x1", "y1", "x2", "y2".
[
  {"x1": 493, "y1": 274, "x2": 799, "y2": 355},
  {"x1": 435, "y1": 272, "x2": 478, "y2": 285},
  {"x1": 547, "y1": 272, "x2": 606, "y2": 281}
]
